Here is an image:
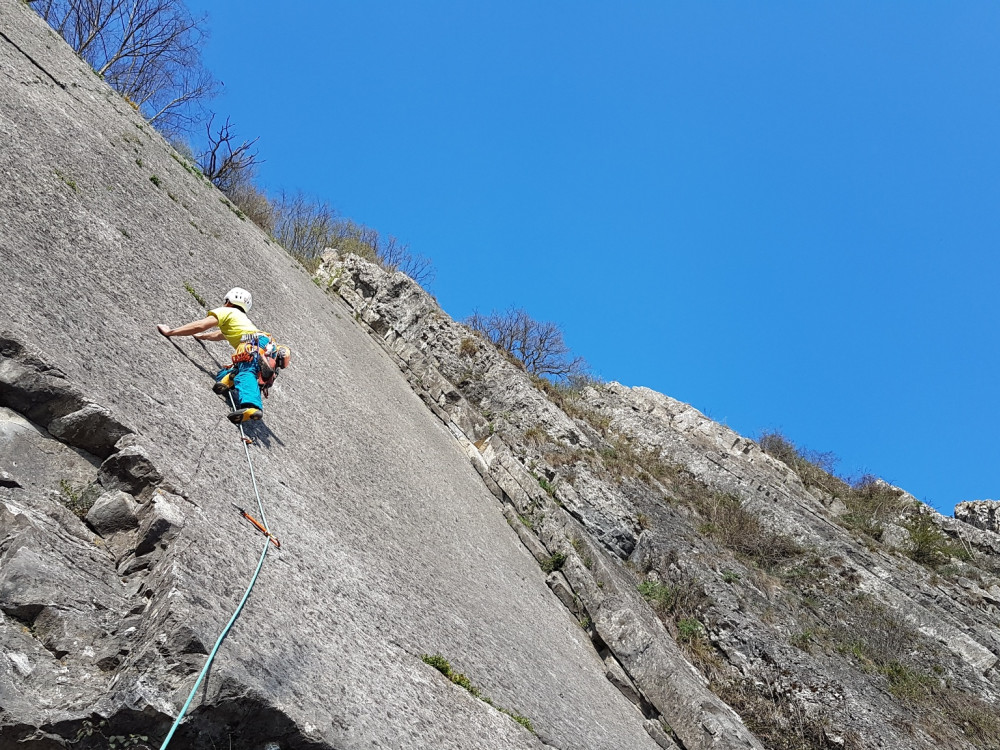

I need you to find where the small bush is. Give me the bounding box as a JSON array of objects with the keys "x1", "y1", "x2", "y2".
[
  {"x1": 594, "y1": 435, "x2": 679, "y2": 486},
  {"x1": 687, "y1": 492, "x2": 803, "y2": 570},
  {"x1": 841, "y1": 476, "x2": 909, "y2": 541},
  {"x1": 421, "y1": 653, "x2": 450, "y2": 673},
  {"x1": 458, "y1": 337, "x2": 479, "y2": 357},
  {"x1": 759, "y1": 431, "x2": 842, "y2": 496},
  {"x1": 637, "y1": 574, "x2": 709, "y2": 624},
  {"x1": 759, "y1": 433, "x2": 911, "y2": 542},
  {"x1": 537, "y1": 476, "x2": 555, "y2": 496},
  {"x1": 712, "y1": 677, "x2": 836, "y2": 750},
  {"x1": 530, "y1": 375, "x2": 610, "y2": 434},
  {"x1": 501, "y1": 710, "x2": 535, "y2": 733},
  {"x1": 883, "y1": 660, "x2": 935, "y2": 701},
  {"x1": 219, "y1": 195, "x2": 246, "y2": 220},
  {"x1": 831, "y1": 596, "x2": 932, "y2": 694},
  {"x1": 59, "y1": 480, "x2": 93, "y2": 517},
  {"x1": 227, "y1": 182, "x2": 274, "y2": 233},
  {"x1": 790, "y1": 630, "x2": 815, "y2": 652},
  {"x1": 939, "y1": 692, "x2": 1000, "y2": 747},
  {"x1": 55, "y1": 169, "x2": 78, "y2": 191},
  {"x1": 540, "y1": 552, "x2": 566, "y2": 573},
  {"x1": 677, "y1": 617, "x2": 703, "y2": 643},
  {"x1": 466, "y1": 307, "x2": 586, "y2": 379},
  {"x1": 523, "y1": 425, "x2": 550, "y2": 446},
  {"x1": 149, "y1": 175, "x2": 162, "y2": 188},
  {"x1": 272, "y1": 192, "x2": 434, "y2": 285},
  {"x1": 638, "y1": 580, "x2": 677, "y2": 611},
  {"x1": 421, "y1": 654, "x2": 480, "y2": 697},
  {"x1": 904, "y1": 513, "x2": 971, "y2": 569}
]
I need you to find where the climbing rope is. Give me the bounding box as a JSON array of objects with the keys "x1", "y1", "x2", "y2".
[{"x1": 158, "y1": 394, "x2": 273, "y2": 749}]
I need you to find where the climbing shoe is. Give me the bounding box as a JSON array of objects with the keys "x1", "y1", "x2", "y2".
[
  {"x1": 228, "y1": 407, "x2": 263, "y2": 424},
  {"x1": 212, "y1": 373, "x2": 235, "y2": 394}
]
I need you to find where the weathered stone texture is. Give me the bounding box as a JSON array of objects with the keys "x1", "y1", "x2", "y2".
[
  {"x1": 6, "y1": 0, "x2": 1000, "y2": 747},
  {"x1": 955, "y1": 500, "x2": 1000, "y2": 535},
  {"x1": 0, "y1": 2, "x2": 664, "y2": 747},
  {"x1": 317, "y1": 248, "x2": 1000, "y2": 749}
]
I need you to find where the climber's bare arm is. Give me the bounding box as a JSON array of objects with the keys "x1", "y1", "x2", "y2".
[
  {"x1": 156, "y1": 317, "x2": 218, "y2": 338},
  {"x1": 193, "y1": 330, "x2": 225, "y2": 341}
]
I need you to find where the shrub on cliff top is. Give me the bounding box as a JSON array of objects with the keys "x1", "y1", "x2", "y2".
[
  {"x1": 35, "y1": 0, "x2": 216, "y2": 134},
  {"x1": 467, "y1": 307, "x2": 586, "y2": 380},
  {"x1": 759, "y1": 432, "x2": 914, "y2": 542},
  {"x1": 271, "y1": 192, "x2": 434, "y2": 285},
  {"x1": 759, "y1": 431, "x2": 844, "y2": 496}
]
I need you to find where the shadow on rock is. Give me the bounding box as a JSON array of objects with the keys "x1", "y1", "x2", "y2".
[
  {"x1": 165, "y1": 338, "x2": 226, "y2": 379},
  {"x1": 244, "y1": 420, "x2": 283, "y2": 449}
]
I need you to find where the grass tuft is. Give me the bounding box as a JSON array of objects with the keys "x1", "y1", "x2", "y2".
[
  {"x1": 183, "y1": 282, "x2": 207, "y2": 308},
  {"x1": 540, "y1": 552, "x2": 566, "y2": 573},
  {"x1": 420, "y1": 653, "x2": 535, "y2": 734}
]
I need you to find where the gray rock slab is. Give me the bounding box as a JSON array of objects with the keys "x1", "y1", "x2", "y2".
[
  {"x1": 98, "y1": 445, "x2": 163, "y2": 496},
  {"x1": 315, "y1": 221, "x2": 1000, "y2": 747},
  {"x1": 133, "y1": 490, "x2": 185, "y2": 556},
  {"x1": 0, "y1": 3, "x2": 662, "y2": 746},
  {"x1": 85, "y1": 490, "x2": 139, "y2": 536},
  {"x1": 545, "y1": 571, "x2": 580, "y2": 615},
  {"x1": 644, "y1": 719, "x2": 681, "y2": 749},
  {"x1": 0, "y1": 407, "x2": 99, "y2": 496},
  {"x1": 47, "y1": 403, "x2": 130, "y2": 459},
  {"x1": 955, "y1": 500, "x2": 1000, "y2": 535},
  {"x1": 605, "y1": 654, "x2": 643, "y2": 708},
  {"x1": 0, "y1": 356, "x2": 86, "y2": 427}
]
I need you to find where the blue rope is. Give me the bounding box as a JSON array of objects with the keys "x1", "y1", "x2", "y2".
[{"x1": 159, "y1": 395, "x2": 272, "y2": 749}]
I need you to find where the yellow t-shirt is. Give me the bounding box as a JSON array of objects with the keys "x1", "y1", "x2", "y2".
[{"x1": 208, "y1": 307, "x2": 258, "y2": 349}]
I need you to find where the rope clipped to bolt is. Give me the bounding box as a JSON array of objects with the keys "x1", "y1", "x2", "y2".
[{"x1": 159, "y1": 393, "x2": 276, "y2": 749}]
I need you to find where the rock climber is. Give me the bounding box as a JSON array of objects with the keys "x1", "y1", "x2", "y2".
[{"x1": 156, "y1": 287, "x2": 288, "y2": 424}]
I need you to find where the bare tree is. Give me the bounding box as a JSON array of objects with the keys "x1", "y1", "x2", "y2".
[
  {"x1": 33, "y1": 0, "x2": 215, "y2": 133},
  {"x1": 199, "y1": 114, "x2": 261, "y2": 194},
  {"x1": 376, "y1": 235, "x2": 435, "y2": 287},
  {"x1": 227, "y1": 182, "x2": 274, "y2": 234},
  {"x1": 466, "y1": 307, "x2": 586, "y2": 379},
  {"x1": 271, "y1": 192, "x2": 344, "y2": 264},
  {"x1": 270, "y1": 192, "x2": 435, "y2": 285}
]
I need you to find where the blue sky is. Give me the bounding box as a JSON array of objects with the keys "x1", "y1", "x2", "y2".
[{"x1": 183, "y1": 1, "x2": 1000, "y2": 514}]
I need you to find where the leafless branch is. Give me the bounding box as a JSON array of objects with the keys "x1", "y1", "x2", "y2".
[
  {"x1": 466, "y1": 307, "x2": 585, "y2": 379},
  {"x1": 198, "y1": 114, "x2": 261, "y2": 194},
  {"x1": 269, "y1": 192, "x2": 435, "y2": 286},
  {"x1": 33, "y1": 0, "x2": 216, "y2": 134}
]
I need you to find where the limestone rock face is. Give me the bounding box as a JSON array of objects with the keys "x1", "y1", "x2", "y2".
[
  {"x1": 318, "y1": 248, "x2": 1000, "y2": 749},
  {"x1": 5, "y1": 1, "x2": 1000, "y2": 748},
  {"x1": 0, "y1": 2, "x2": 662, "y2": 748},
  {"x1": 955, "y1": 500, "x2": 1000, "y2": 535},
  {"x1": 85, "y1": 490, "x2": 139, "y2": 536}
]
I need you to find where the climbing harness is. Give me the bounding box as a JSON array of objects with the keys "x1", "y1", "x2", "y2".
[{"x1": 158, "y1": 393, "x2": 276, "y2": 749}]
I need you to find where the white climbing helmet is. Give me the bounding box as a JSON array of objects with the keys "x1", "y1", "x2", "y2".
[{"x1": 224, "y1": 287, "x2": 253, "y2": 313}]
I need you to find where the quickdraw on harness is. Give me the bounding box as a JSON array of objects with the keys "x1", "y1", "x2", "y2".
[{"x1": 232, "y1": 332, "x2": 291, "y2": 399}]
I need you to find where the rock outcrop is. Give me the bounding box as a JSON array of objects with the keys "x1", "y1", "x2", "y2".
[
  {"x1": 0, "y1": 2, "x2": 661, "y2": 747},
  {"x1": 4, "y1": 0, "x2": 1000, "y2": 748},
  {"x1": 316, "y1": 251, "x2": 1000, "y2": 750}
]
